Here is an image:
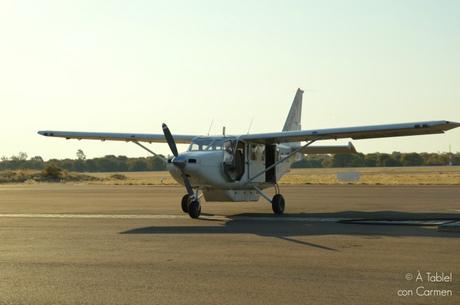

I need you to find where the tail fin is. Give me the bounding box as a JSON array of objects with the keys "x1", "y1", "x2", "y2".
[{"x1": 282, "y1": 88, "x2": 303, "y2": 132}]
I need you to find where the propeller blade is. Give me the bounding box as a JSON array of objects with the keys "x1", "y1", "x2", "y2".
[
  {"x1": 162, "y1": 123, "x2": 179, "y2": 157},
  {"x1": 162, "y1": 123, "x2": 194, "y2": 197}
]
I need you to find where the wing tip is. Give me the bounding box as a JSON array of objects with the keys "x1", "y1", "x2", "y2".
[{"x1": 444, "y1": 121, "x2": 460, "y2": 130}]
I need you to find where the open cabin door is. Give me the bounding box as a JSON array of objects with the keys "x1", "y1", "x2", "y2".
[
  {"x1": 247, "y1": 143, "x2": 265, "y2": 182},
  {"x1": 265, "y1": 144, "x2": 277, "y2": 183},
  {"x1": 224, "y1": 140, "x2": 277, "y2": 184},
  {"x1": 223, "y1": 139, "x2": 245, "y2": 182}
]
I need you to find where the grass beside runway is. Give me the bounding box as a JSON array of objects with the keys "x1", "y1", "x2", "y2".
[
  {"x1": 89, "y1": 166, "x2": 460, "y2": 185},
  {"x1": 1, "y1": 166, "x2": 460, "y2": 185},
  {"x1": 281, "y1": 166, "x2": 460, "y2": 185}
]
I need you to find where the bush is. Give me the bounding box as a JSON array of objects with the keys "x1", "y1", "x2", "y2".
[
  {"x1": 0, "y1": 171, "x2": 28, "y2": 183},
  {"x1": 41, "y1": 165, "x2": 63, "y2": 180},
  {"x1": 110, "y1": 174, "x2": 127, "y2": 180}
]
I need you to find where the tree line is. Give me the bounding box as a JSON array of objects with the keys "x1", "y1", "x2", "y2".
[
  {"x1": 292, "y1": 152, "x2": 460, "y2": 168},
  {"x1": 1, "y1": 150, "x2": 459, "y2": 172},
  {"x1": 0, "y1": 150, "x2": 167, "y2": 172}
]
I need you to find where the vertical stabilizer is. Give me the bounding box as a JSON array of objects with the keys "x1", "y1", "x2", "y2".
[{"x1": 282, "y1": 88, "x2": 303, "y2": 132}]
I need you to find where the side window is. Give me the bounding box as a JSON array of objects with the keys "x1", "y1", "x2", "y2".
[
  {"x1": 250, "y1": 144, "x2": 265, "y2": 161},
  {"x1": 250, "y1": 145, "x2": 257, "y2": 160}
]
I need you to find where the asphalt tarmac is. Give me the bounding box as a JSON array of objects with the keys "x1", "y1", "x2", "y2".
[{"x1": 0, "y1": 184, "x2": 459, "y2": 305}]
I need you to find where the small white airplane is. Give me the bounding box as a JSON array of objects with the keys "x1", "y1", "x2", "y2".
[{"x1": 39, "y1": 89, "x2": 460, "y2": 218}]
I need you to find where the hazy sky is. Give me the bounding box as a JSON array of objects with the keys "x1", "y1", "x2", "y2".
[{"x1": 1, "y1": 0, "x2": 459, "y2": 160}]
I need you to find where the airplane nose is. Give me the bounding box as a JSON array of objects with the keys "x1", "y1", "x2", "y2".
[{"x1": 171, "y1": 155, "x2": 187, "y2": 169}]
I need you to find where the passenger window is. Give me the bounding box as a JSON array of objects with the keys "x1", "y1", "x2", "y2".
[
  {"x1": 251, "y1": 145, "x2": 257, "y2": 160},
  {"x1": 250, "y1": 145, "x2": 265, "y2": 161},
  {"x1": 223, "y1": 140, "x2": 234, "y2": 164}
]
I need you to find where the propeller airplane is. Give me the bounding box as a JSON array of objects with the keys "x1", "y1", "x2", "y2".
[{"x1": 39, "y1": 89, "x2": 460, "y2": 218}]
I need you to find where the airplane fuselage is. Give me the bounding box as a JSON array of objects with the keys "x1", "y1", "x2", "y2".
[{"x1": 167, "y1": 136, "x2": 299, "y2": 202}]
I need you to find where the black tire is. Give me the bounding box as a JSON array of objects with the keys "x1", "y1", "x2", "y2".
[
  {"x1": 188, "y1": 200, "x2": 201, "y2": 219},
  {"x1": 271, "y1": 194, "x2": 285, "y2": 215},
  {"x1": 181, "y1": 195, "x2": 190, "y2": 213}
]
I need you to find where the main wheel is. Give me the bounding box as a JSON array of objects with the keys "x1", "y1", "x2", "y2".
[
  {"x1": 181, "y1": 194, "x2": 190, "y2": 213},
  {"x1": 188, "y1": 200, "x2": 201, "y2": 219},
  {"x1": 271, "y1": 194, "x2": 285, "y2": 215}
]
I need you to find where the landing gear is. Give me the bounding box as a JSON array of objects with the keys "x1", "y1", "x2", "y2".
[
  {"x1": 254, "y1": 185, "x2": 285, "y2": 215},
  {"x1": 181, "y1": 190, "x2": 202, "y2": 218},
  {"x1": 188, "y1": 199, "x2": 201, "y2": 218},
  {"x1": 181, "y1": 194, "x2": 190, "y2": 213},
  {"x1": 271, "y1": 194, "x2": 285, "y2": 215}
]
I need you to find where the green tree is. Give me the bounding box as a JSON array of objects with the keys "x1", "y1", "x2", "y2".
[
  {"x1": 17, "y1": 152, "x2": 28, "y2": 161},
  {"x1": 9, "y1": 152, "x2": 28, "y2": 169},
  {"x1": 364, "y1": 153, "x2": 378, "y2": 167},
  {"x1": 147, "y1": 156, "x2": 167, "y2": 171},
  {"x1": 28, "y1": 156, "x2": 45, "y2": 169},
  {"x1": 377, "y1": 153, "x2": 400, "y2": 167},
  {"x1": 59, "y1": 159, "x2": 75, "y2": 171},
  {"x1": 332, "y1": 154, "x2": 354, "y2": 167},
  {"x1": 292, "y1": 155, "x2": 326, "y2": 168},
  {"x1": 84, "y1": 159, "x2": 98, "y2": 172},
  {"x1": 95, "y1": 155, "x2": 120, "y2": 172},
  {"x1": 453, "y1": 153, "x2": 460, "y2": 165},
  {"x1": 73, "y1": 159, "x2": 86, "y2": 172},
  {"x1": 349, "y1": 153, "x2": 365, "y2": 167},
  {"x1": 128, "y1": 159, "x2": 148, "y2": 171},
  {"x1": 76, "y1": 149, "x2": 86, "y2": 160},
  {"x1": 401, "y1": 153, "x2": 423, "y2": 166}
]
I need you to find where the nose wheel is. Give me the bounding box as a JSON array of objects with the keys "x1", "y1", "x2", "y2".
[
  {"x1": 188, "y1": 199, "x2": 201, "y2": 218},
  {"x1": 181, "y1": 194, "x2": 190, "y2": 213},
  {"x1": 180, "y1": 194, "x2": 201, "y2": 218}
]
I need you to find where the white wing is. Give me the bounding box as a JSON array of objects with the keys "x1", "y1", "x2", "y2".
[
  {"x1": 37, "y1": 130, "x2": 197, "y2": 144},
  {"x1": 239, "y1": 120, "x2": 460, "y2": 144}
]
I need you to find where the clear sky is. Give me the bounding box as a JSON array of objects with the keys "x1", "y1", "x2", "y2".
[{"x1": 1, "y1": 0, "x2": 459, "y2": 160}]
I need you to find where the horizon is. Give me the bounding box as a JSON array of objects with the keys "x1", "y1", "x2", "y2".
[{"x1": 2, "y1": 149, "x2": 459, "y2": 163}]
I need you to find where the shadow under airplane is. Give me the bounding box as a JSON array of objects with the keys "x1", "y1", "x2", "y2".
[{"x1": 120, "y1": 211, "x2": 460, "y2": 251}]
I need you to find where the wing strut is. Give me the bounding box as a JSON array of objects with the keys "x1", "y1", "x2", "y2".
[
  {"x1": 245, "y1": 139, "x2": 317, "y2": 185},
  {"x1": 133, "y1": 141, "x2": 166, "y2": 161}
]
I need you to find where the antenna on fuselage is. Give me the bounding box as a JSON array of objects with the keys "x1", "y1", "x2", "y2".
[
  {"x1": 247, "y1": 117, "x2": 254, "y2": 134},
  {"x1": 222, "y1": 126, "x2": 226, "y2": 136},
  {"x1": 207, "y1": 119, "x2": 214, "y2": 136}
]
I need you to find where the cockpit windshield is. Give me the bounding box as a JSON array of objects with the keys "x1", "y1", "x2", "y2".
[{"x1": 188, "y1": 137, "x2": 235, "y2": 151}]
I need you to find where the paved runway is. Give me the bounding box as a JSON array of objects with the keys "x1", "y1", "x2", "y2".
[{"x1": 0, "y1": 184, "x2": 459, "y2": 305}]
